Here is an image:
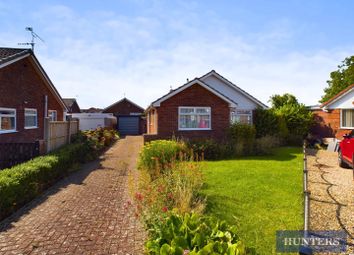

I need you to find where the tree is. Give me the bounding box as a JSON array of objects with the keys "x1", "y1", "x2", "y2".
[
  {"x1": 269, "y1": 93, "x2": 299, "y2": 108},
  {"x1": 321, "y1": 56, "x2": 354, "y2": 103}
]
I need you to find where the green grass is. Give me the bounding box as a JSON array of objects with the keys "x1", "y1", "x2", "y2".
[{"x1": 200, "y1": 147, "x2": 303, "y2": 255}]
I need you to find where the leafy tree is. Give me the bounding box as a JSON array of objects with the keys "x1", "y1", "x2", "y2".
[
  {"x1": 321, "y1": 56, "x2": 354, "y2": 103},
  {"x1": 269, "y1": 93, "x2": 299, "y2": 108}
]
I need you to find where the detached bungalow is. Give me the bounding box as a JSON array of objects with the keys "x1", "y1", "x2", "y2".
[
  {"x1": 145, "y1": 70, "x2": 267, "y2": 142},
  {"x1": 311, "y1": 84, "x2": 354, "y2": 139},
  {"x1": 0, "y1": 47, "x2": 67, "y2": 143}
]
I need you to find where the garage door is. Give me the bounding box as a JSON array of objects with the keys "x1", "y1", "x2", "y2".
[{"x1": 118, "y1": 116, "x2": 140, "y2": 135}]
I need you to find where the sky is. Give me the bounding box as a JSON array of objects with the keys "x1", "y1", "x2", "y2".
[{"x1": 1, "y1": 0, "x2": 353, "y2": 109}]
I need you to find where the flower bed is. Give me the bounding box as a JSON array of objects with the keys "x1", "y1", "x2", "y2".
[{"x1": 130, "y1": 140, "x2": 252, "y2": 254}]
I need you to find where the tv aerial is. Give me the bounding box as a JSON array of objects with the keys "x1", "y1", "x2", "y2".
[{"x1": 18, "y1": 27, "x2": 44, "y2": 52}]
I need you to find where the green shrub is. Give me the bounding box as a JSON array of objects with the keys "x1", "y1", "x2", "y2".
[
  {"x1": 254, "y1": 108, "x2": 279, "y2": 138},
  {"x1": 0, "y1": 128, "x2": 119, "y2": 220},
  {"x1": 139, "y1": 140, "x2": 188, "y2": 178},
  {"x1": 254, "y1": 135, "x2": 282, "y2": 155},
  {"x1": 185, "y1": 139, "x2": 231, "y2": 160},
  {"x1": 228, "y1": 123, "x2": 256, "y2": 156},
  {"x1": 146, "y1": 212, "x2": 251, "y2": 255}
]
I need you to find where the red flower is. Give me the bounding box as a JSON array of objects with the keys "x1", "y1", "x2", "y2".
[
  {"x1": 135, "y1": 192, "x2": 144, "y2": 201},
  {"x1": 162, "y1": 206, "x2": 168, "y2": 212}
]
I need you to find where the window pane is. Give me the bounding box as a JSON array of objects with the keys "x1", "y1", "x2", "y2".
[
  {"x1": 1, "y1": 116, "x2": 15, "y2": 130},
  {"x1": 25, "y1": 116, "x2": 37, "y2": 127},
  {"x1": 180, "y1": 108, "x2": 194, "y2": 114},
  {"x1": 25, "y1": 109, "x2": 36, "y2": 115},
  {"x1": 0, "y1": 109, "x2": 15, "y2": 115},
  {"x1": 342, "y1": 109, "x2": 354, "y2": 127},
  {"x1": 196, "y1": 108, "x2": 210, "y2": 114},
  {"x1": 197, "y1": 115, "x2": 210, "y2": 128}
]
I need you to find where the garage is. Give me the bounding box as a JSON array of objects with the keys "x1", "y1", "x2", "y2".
[{"x1": 118, "y1": 116, "x2": 140, "y2": 135}]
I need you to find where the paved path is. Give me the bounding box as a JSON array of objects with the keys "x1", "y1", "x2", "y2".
[
  {"x1": 307, "y1": 149, "x2": 353, "y2": 254},
  {"x1": 0, "y1": 136, "x2": 145, "y2": 255}
]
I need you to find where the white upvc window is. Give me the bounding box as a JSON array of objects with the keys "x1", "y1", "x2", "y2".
[
  {"x1": 341, "y1": 109, "x2": 354, "y2": 129},
  {"x1": 178, "y1": 107, "x2": 211, "y2": 130},
  {"x1": 0, "y1": 108, "x2": 16, "y2": 133},
  {"x1": 48, "y1": 110, "x2": 57, "y2": 121},
  {"x1": 24, "y1": 108, "x2": 38, "y2": 129},
  {"x1": 231, "y1": 109, "x2": 253, "y2": 125}
]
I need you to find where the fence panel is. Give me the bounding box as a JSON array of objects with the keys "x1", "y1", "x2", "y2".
[
  {"x1": 0, "y1": 142, "x2": 39, "y2": 170},
  {"x1": 47, "y1": 120, "x2": 79, "y2": 152}
]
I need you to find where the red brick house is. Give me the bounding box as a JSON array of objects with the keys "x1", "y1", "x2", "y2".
[
  {"x1": 311, "y1": 84, "x2": 354, "y2": 139},
  {"x1": 0, "y1": 48, "x2": 67, "y2": 143},
  {"x1": 63, "y1": 98, "x2": 81, "y2": 113},
  {"x1": 103, "y1": 97, "x2": 146, "y2": 135},
  {"x1": 145, "y1": 70, "x2": 267, "y2": 141}
]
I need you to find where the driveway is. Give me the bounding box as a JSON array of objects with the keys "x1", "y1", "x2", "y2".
[
  {"x1": 307, "y1": 149, "x2": 353, "y2": 254},
  {"x1": 0, "y1": 136, "x2": 145, "y2": 255}
]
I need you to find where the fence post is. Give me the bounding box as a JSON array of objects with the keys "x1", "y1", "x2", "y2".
[{"x1": 43, "y1": 117, "x2": 50, "y2": 153}]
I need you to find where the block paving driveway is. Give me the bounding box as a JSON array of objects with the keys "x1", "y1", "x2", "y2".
[{"x1": 0, "y1": 136, "x2": 145, "y2": 255}]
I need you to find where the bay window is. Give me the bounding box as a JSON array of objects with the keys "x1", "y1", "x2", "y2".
[
  {"x1": 179, "y1": 107, "x2": 211, "y2": 130},
  {"x1": 0, "y1": 108, "x2": 16, "y2": 133},
  {"x1": 231, "y1": 109, "x2": 252, "y2": 125},
  {"x1": 24, "y1": 108, "x2": 38, "y2": 129},
  {"x1": 341, "y1": 109, "x2": 354, "y2": 128}
]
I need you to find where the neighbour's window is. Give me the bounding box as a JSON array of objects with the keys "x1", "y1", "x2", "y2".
[
  {"x1": 48, "y1": 110, "x2": 57, "y2": 121},
  {"x1": 0, "y1": 108, "x2": 16, "y2": 133},
  {"x1": 341, "y1": 109, "x2": 354, "y2": 128},
  {"x1": 24, "y1": 108, "x2": 38, "y2": 129},
  {"x1": 179, "y1": 107, "x2": 211, "y2": 130},
  {"x1": 231, "y1": 109, "x2": 252, "y2": 125}
]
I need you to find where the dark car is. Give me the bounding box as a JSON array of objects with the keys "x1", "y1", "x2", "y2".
[{"x1": 338, "y1": 130, "x2": 354, "y2": 168}]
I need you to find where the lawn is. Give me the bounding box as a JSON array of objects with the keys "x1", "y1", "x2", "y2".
[{"x1": 200, "y1": 147, "x2": 303, "y2": 255}]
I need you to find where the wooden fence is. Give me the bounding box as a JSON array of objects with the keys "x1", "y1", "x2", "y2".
[
  {"x1": 0, "y1": 142, "x2": 40, "y2": 169},
  {"x1": 45, "y1": 119, "x2": 79, "y2": 152}
]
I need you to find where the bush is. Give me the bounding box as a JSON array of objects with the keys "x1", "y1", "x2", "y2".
[
  {"x1": 146, "y1": 212, "x2": 250, "y2": 255},
  {"x1": 139, "y1": 140, "x2": 188, "y2": 178},
  {"x1": 254, "y1": 108, "x2": 279, "y2": 138},
  {"x1": 228, "y1": 123, "x2": 256, "y2": 156},
  {"x1": 0, "y1": 128, "x2": 119, "y2": 220},
  {"x1": 185, "y1": 139, "x2": 231, "y2": 160},
  {"x1": 254, "y1": 135, "x2": 282, "y2": 155},
  {"x1": 0, "y1": 142, "x2": 89, "y2": 219}
]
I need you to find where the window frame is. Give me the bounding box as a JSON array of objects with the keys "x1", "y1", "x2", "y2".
[
  {"x1": 231, "y1": 109, "x2": 253, "y2": 125},
  {"x1": 0, "y1": 107, "x2": 17, "y2": 134},
  {"x1": 178, "y1": 106, "x2": 211, "y2": 131},
  {"x1": 48, "y1": 110, "x2": 57, "y2": 121},
  {"x1": 340, "y1": 108, "x2": 354, "y2": 129},
  {"x1": 24, "y1": 108, "x2": 38, "y2": 129}
]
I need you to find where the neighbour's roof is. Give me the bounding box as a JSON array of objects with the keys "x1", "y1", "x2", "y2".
[
  {"x1": 103, "y1": 97, "x2": 145, "y2": 112},
  {"x1": 0, "y1": 47, "x2": 67, "y2": 111},
  {"x1": 0, "y1": 47, "x2": 31, "y2": 66},
  {"x1": 81, "y1": 107, "x2": 103, "y2": 113},
  {"x1": 63, "y1": 98, "x2": 77, "y2": 108},
  {"x1": 320, "y1": 84, "x2": 354, "y2": 108}
]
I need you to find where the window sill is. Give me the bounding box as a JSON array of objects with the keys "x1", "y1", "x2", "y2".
[
  {"x1": 0, "y1": 130, "x2": 18, "y2": 134},
  {"x1": 340, "y1": 127, "x2": 354, "y2": 130},
  {"x1": 25, "y1": 126, "x2": 38, "y2": 130}
]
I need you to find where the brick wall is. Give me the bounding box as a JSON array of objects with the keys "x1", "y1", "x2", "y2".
[
  {"x1": 0, "y1": 57, "x2": 65, "y2": 143},
  {"x1": 311, "y1": 109, "x2": 352, "y2": 139},
  {"x1": 146, "y1": 84, "x2": 230, "y2": 141}
]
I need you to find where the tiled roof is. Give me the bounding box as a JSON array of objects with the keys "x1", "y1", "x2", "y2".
[
  {"x1": 0, "y1": 47, "x2": 31, "y2": 65},
  {"x1": 63, "y1": 98, "x2": 77, "y2": 108},
  {"x1": 320, "y1": 84, "x2": 354, "y2": 108}
]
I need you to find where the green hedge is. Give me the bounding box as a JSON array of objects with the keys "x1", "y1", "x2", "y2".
[
  {"x1": 0, "y1": 142, "x2": 91, "y2": 219},
  {"x1": 0, "y1": 128, "x2": 120, "y2": 220}
]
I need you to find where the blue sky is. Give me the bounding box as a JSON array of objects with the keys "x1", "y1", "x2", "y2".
[{"x1": 1, "y1": 0, "x2": 353, "y2": 108}]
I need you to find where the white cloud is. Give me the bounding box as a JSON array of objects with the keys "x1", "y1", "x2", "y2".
[{"x1": 3, "y1": 3, "x2": 353, "y2": 109}]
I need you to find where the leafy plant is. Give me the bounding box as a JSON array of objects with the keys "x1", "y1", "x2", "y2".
[
  {"x1": 146, "y1": 212, "x2": 250, "y2": 255},
  {"x1": 227, "y1": 123, "x2": 256, "y2": 156}
]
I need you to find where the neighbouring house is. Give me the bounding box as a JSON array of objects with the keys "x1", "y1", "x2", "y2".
[
  {"x1": 311, "y1": 84, "x2": 354, "y2": 139},
  {"x1": 144, "y1": 70, "x2": 268, "y2": 142},
  {"x1": 103, "y1": 97, "x2": 146, "y2": 135},
  {"x1": 81, "y1": 107, "x2": 103, "y2": 113},
  {"x1": 63, "y1": 98, "x2": 81, "y2": 113},
  {"x1": 0, "y1": 47, "x2": 67, "y2": 143}
]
